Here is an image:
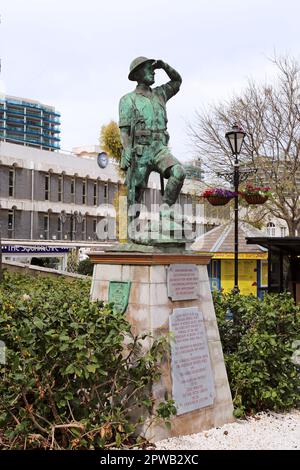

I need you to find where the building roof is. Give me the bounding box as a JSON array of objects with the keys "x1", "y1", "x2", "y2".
[
  {"x1": 0, "y1": 141, "x2": 122, "y2": 183},
  {"x1": 247, "y1": 237, "x2": 300, "y2": 255},
  {"x1": 1, "y1": 94, "x2": 58, "y2": 112},
  {"x1": 191, "y1": 221, "x2": 268, "y2": 255}
]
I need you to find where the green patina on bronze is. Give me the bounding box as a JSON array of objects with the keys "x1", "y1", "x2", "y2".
[
  {"x1": 119, "y1": 57, "x2": 186, "y2": 244},
  {"x1": 108, "y1": 281, "x2": 131, "y2": 313}
]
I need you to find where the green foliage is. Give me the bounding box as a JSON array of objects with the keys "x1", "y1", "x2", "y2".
[
  {"x1": 214, "y1": 291, "x2": 300, "y2": 417},
  {"x1": 77, "y1": 258, "x2": 94, "y2": 276},
  {"x1": 0, "y1": 272, "x2": 174, "y2": 449},
  {"x1": 100, "y1": 121, "x2": 123, "y2": 163}
]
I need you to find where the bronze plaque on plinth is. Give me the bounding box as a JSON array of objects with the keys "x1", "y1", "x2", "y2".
[{"x1": 108, "y1": 281, "x2": 131, "y2": 313}]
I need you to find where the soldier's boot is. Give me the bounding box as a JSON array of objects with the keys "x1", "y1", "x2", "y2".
[
  {"x1": 160, "y1": 165, "x2": 186, "y2": 237},
  {"x1": 162, "y1": 164, "x2": 186, "y2": 206}
]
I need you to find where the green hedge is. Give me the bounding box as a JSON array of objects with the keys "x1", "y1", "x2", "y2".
[
  {"x1": 77, "y1": 258, "x2": 94, "y2": 276},
  {"x1": 0, "y1": 272, "x2": 175, "y2": 449},
  {"x1": 214, "y1": 291, "x2": 300, "y2": 417}
]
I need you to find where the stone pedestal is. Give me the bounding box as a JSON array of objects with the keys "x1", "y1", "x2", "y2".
[{"x1": 89, "y1": 251, "x2": 234, "y2": 442}]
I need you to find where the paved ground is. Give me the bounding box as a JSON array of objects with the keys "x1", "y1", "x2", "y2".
[{"x1": 152, "y1": 410, "x2": 300, "y2": 450}]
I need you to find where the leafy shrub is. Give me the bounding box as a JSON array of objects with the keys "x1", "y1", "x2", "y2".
[
  {"x1": 0, "y1": 272, "x2": 174, "y2": 449},
  {"x1": 77, "y1": 258, "x2": 94, "y2": 276},
  {"x1": 214, "y1": 291, "x2": 300, "y2": 417}
]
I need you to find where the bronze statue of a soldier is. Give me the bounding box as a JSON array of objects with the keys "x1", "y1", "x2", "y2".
[{"x1": 119, "y1": 57, "x2": 186, "y2": 218}]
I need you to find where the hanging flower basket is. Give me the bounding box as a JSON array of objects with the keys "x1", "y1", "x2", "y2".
[
  {"x1": 206, "y1": 195, "x2": 232, "y2": 206},
  {"x1": 240, "y1": 185, "x2": 271, "y2": 205},
  {"x1": 202, "y1": 188, "x2": 237, "y2": 206},
  {"x1": 243, "y1": 194, "x2": 269, "y2": 205}
]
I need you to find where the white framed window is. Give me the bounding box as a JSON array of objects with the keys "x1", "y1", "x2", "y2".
[
  {"x1": 280, "y1": 226, "x2": 287, "y2": 237},
  {"x1": 267, "y1": 222, "x2": 276, "y2": 237}
]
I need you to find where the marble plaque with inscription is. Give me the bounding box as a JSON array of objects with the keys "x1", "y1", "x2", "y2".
[
  {"x1": 167, "y1": 264, "x2": 200, "y2": 301},
  {"x1": 169, "y1": 307, "x2": 215, "y2": 415},
  {"x1": 108, "y1": 281, "x2": 131, "y2": 313}
]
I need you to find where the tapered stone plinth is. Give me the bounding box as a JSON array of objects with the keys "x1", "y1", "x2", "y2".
[{"x1": 89, "y1": 250, "x2": 234, "y2": 442}]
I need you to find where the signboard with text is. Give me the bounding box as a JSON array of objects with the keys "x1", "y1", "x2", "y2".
[
  {"x1": 167, "y1": 264, "x2": 200, "y2": 301},
  {"x1": 169, "y1": 307, "x2": 215, "y2": 415},
  {"x1": 2, "y1": 245, "x2": 70, "y2": 254}
]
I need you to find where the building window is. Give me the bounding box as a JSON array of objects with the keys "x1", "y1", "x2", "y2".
[
  {"x1": 93, "y1": 182, "x2": 97, "y2": 206},
  {"x1": 104, "y1": 183, "x2": 108, "y2": 201},
  {"x1": 267, "y1": 222, "x2": 276, "y2": 237},
  {"x1": 58, "y1": 175, "x2": 63, "y2": 202},
  {"x1": 57, "y1": 217, "x2": 62, "y2": 239},
  {"x1": 82, "y1": 218, "x2": 86, "y2": 240},
  {"x1": 71, "y1": 178, "x2": 75, "y2": 203},
  {"x1": 8, "y1": 209, "x2": 14, "y2": 238},
  {"x1": 93, "y1": 219, "x2": 97, "y2": 234},
  {"x1": 280, "y1": 226, "x2": 287, "y2": 237},
  {"x1": 9, "y1": 168, "x2": 15, "y2": 197},
  {"x1": 45, "y1": 174, "x2": 50, "y2": 201},
  {"x1": 72, "y1": 218, "x2": 76, "y2": 239},
  {"x1": 82, "y1": 179, "x2": 86, "y2": 204},
  {"x1": 44, "y1": 214, "x2": 49, "y2": 239}
]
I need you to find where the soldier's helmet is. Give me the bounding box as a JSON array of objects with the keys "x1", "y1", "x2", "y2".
[{"x1": 128, "y1": 56, "x2": 154, "y2": 81}]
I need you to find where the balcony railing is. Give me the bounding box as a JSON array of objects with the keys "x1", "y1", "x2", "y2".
[
  {"x1": 43, "y1": 116, "x2": 61, "y2": 124},
  {"x1": 6, "y1": 109, "x2": 25, "y2": 117},
  {"x1": 6, "y1": 127, "x2": 25, "y2": 134},
  {"x1": 25, "y1": 112, "x2": 42, "y2": 120},
  {"x1": 6, "y1": 118, "x2": 25, "y2": 124},
  {"x1": 26, "y1": 129, "x2": 42, "y2": 136}
]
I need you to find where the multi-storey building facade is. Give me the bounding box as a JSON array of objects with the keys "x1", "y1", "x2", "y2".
[
  {"x1": 0, "y1": 95, "x2": 61, "y2": 151},
  {"x1": 0, "y1": 142, "x2": 120, "y2": 241}
]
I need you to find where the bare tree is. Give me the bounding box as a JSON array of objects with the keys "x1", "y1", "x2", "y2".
[{"x1": 189, "y1": 56, "x2": 300, "y2": 235}]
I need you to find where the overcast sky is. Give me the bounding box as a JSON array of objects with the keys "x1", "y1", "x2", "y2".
[{"x1": 1, "y1": 0, "x2": 300, "y2": 161}]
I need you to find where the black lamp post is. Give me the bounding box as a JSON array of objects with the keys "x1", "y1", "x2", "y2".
[{"x1": 225, "y1": 123, "x2": 246, "y2": 293}]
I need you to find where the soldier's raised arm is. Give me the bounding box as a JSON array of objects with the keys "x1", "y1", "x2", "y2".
[{"x1": 153, "y1": 60, "x2": 182, "y2": 100}]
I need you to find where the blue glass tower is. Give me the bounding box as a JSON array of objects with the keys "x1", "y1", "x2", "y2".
[{"x1": 0, "y1": 95, "x2": 61, "y2": 151}]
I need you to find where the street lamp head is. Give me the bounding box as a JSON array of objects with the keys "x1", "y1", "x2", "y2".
[
  {"x1": 225, "y1": 122, "x2": 246, "y2": 155},
  {"x1": 59, "y1": 211, "x2": 67, "y2": 224},
  {"x1": 76, "y1": 211, "x2": 83, "y2": 224}
]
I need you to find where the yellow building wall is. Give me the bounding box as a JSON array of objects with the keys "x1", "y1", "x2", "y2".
[
  {"x1": 221, "y1": 259, "x2": 257, "y2": 295},
  {"x1": 261, "y1": 259, "x2": 268, "y2": 287}
]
